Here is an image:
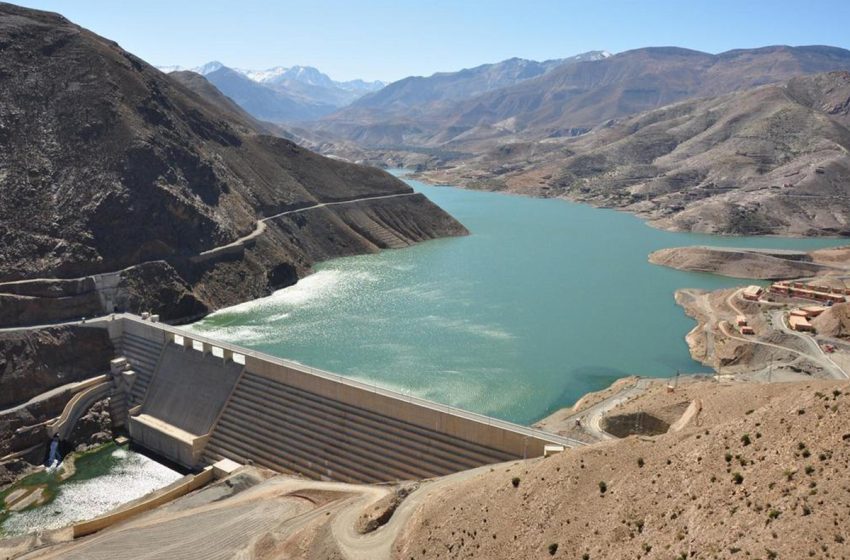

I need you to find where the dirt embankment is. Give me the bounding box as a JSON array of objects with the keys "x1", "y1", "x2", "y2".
[
  {"x1": 813, "y1": 302, "x2": 850, "y2": 339},
  {"x1": 395, "y1": 379, "x2": 850, "y2": 560},
  {"x1": 649, "y1": 246, "x2": 847, "y2": 280}
]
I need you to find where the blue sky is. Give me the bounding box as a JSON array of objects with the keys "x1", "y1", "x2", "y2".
[{"x1": 15, "y1": 0, "x2": 850, "y2": 82}]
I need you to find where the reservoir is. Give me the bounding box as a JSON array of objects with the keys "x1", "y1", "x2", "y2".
[{"x1": 190, "y1": 176, "x2": 844, "y2": 425}]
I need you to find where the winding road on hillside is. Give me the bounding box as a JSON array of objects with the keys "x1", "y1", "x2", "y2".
[
  {"x1": 0, "y1": 192, "x2": 418, "y2": 289},
  {"x1": 197, "y1": 191, "x2": 418, "y2": 258}
]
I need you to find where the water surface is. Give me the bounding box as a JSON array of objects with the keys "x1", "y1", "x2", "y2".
[
  {"x1": 0, "y1": 444, "x2": 181, "y2": 537},
  {"x1": 190, "y1": 178, "x2": 844, "y2": 424}
]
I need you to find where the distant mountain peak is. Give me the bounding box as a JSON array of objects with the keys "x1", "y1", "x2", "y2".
[{"x1": 195, "y1": 61, "x2": 225, "y2": 75}]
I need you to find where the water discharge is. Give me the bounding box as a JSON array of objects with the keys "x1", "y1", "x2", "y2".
[
  {"x1": 190, "y1": 175, "x2": 845, "y2": 424},
  {"x1": 0, "y1": 444, "x2": 181, "y2": 537}
]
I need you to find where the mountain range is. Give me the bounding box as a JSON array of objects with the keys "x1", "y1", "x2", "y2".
[
  {"x1": 315, "y1": 45, "x2": 850, "y2": 148},
  {"x1": 158, "y1": 61, "x2": 384, "y2": 122},
  {"x1": 416, "y1": 70, "x2": 850, "y2": 236}
]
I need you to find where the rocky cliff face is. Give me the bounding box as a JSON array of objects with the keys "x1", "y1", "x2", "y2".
[
  {"x1": 0, "y1": 325, "x2": 113, "y2": 466},
  {"x1": 0, "y1": 325, "x2": 113, "y2": 409},
  {"x1": 0, "y1": 4, "x2": 466, "y2": 326}
]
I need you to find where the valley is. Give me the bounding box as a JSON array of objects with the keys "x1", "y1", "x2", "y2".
[{"x1": 3, "y1": 1, "x2": 850, "y2": 559}]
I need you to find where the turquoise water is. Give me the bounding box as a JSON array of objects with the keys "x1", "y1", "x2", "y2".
[{"x1": 190, "y1": 178, "x2": 845, "y2": 424}]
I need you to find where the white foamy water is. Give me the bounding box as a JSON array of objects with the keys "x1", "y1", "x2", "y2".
[{"x1": 2, "y1": 449, "x2": 181, "y2": 537}]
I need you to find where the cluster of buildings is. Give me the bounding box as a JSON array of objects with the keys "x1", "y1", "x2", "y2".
[
  {"x1": 787, "y1": 305, "x2": 827, "y2": 332},
  {"x1": 769, "y1": 281, "x2": 848, "y2": 305}
]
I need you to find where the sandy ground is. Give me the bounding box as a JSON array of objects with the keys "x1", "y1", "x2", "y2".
[{"x1": 394, "y1": 378, "x2": 850, "y2": 559}]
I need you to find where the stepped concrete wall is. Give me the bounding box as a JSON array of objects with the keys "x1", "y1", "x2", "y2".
[{"x1": 102, "y1": 315, "x2": 581, "y2": 478}]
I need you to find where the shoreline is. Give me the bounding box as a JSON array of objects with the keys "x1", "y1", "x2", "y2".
[{"x1": 407, "y1": 169, "x2": 850, "y2": 239}]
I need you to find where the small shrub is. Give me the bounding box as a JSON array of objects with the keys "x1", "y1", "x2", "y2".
[
  {"x1": 805, "y1": 465, "x2": 815, "y2": 475},
  {"x1": 637, "y1": 457, "x2": 644, "y2": 468},
  {"x1": 802, "y1": 449, "x2": 811, "y2": 458},
  {"x1": 511, "y1": 477, "x2": 520, "y2": 488},
  {"x1": 598, "y1": 481, "x2": 607, "y2": 494},
  {"x1": 547, "y1": 543, "x2": 558, "y2": 555},
  {"x1": 725, "y1": 452, "x2": 733, "y2": 463},
  {"x1": 768, "y1": 509, "x2": 780, "y2": 520},
  {"x1": 732, "y1": 472, "x2": 744, "y2": 485},
  {"x1": 741, "y1": 434, "x2": 751, "y2": 446}
]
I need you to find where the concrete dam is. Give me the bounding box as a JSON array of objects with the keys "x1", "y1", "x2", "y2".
[{"x1": 89, "y1": 315, "x2": 580, "y2": 483}]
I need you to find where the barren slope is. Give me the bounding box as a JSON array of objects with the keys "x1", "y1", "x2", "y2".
[
  {"x1": 419, "y1": 71, "x2": 850, "y2": 236},
  {"x1": 395, "y1": 380, "x2": 850, "y2": 559}
]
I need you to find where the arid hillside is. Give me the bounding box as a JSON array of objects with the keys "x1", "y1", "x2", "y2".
[
  {"x1": 316, "y1": 45, "x2": 850, "y2": 149},
  {"x1": 418, "y1": 71, "x2": 850, "y2": 236},
  {"x1": 395, "y1": 379, "x2": 850, "y2": 559},
  {"x1": 0, "y1": 3, "x2": 466, "y2": 325}
]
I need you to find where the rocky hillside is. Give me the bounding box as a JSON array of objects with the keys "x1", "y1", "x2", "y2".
[
  {"x1": 0, "y1": 3, "x2": 466, "y2": 326},
  {"x1": 396, "y1": 379, "x2": 850, "y2": 559},
  {"x1": 315, "y1": 52, "x2": 611, "y2": 146},
  {"x1": 316, "y1": 46, "x2": 850, "y2": 149},
  {"x1": 419, "y1": 71, "x2": 850, "y2": 236}
]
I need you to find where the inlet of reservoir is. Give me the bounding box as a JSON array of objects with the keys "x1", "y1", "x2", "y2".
[{"x1": 190, "y1": 176, "x2": 845, "y2": 425}]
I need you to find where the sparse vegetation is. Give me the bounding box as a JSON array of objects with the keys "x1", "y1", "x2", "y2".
[
  {"x1": 598, "y1": 481, "x2": 607, "y2": 494},
  {"x1": 547, "y1": 543, "x2": 558, "y2": 555},
  {"x1": 511, "y1": 477, "x2": 520, "y2": 488}
]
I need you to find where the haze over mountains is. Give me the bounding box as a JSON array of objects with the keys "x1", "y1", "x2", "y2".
[
  {"x1": 315, "y1": 45, "x2": 850, "y2": 148},
  {"x1": 158, "y1": 61, "x2": 384, "y2": 122}
]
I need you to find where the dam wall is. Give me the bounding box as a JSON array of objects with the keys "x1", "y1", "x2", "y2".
[{"x1": 103, "y1": 315, "x2": 580, "y2": 481}]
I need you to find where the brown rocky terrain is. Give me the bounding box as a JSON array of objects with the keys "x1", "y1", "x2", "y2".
[
  {"x1": 813, "y1": 302, "x2": 850, "y2": 339},
  {"x1": 0, "y1": 3, "x2": 466, "y2": 327},
  {"x1": 0, "y1": 326, "x2": 112, "y2": 409},
  {"x1": 395, "y1": 379, "x2": 850, "y2": 560},
  {"x1": 649, "y1": 246, "x2": 849, "y2": 279},
  {"x1": 416, "y1": 71, "x2": 850, "y2": 236}
]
